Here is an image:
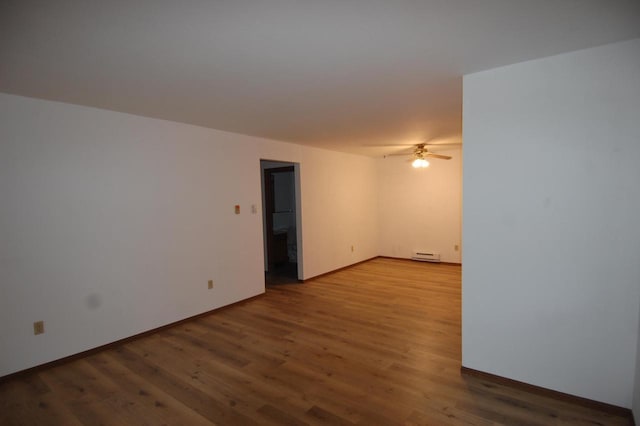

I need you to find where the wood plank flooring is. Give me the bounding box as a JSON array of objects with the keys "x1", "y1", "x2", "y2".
[{"x1": 0, "y1": 258, "x2": 632, "y2": 425}]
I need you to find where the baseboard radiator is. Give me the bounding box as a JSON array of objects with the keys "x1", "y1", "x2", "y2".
[{"x1": 411, "y1": 251, "x2": 441, "y2": 263}]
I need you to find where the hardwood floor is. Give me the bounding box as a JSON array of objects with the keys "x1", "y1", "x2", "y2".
[{"x1": 0, "y1": 258, "x2": 632, "y2": 425}]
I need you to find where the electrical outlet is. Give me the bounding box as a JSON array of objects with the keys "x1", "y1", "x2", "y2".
[
  {"x1": 33, "y1": 321, "x2": 44, "y2": 335},
  {"x1": 208, "y1": 280, "x2": 213, "y2": 289}
]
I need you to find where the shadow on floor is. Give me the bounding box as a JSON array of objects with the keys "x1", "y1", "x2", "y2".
[{"x1": 265, "y1": 262, "x2": 300, "y2": 286}]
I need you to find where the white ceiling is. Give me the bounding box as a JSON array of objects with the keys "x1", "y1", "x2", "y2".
[{"x1": 1, "y1": 1, "x2": 638, "y2": 156}]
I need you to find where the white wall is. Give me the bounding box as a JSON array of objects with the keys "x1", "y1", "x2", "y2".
[
  {"x1": 463, "y1": 39, "x2": 640, "y2": 408},
  {"x1": 634, "y1": 311, "x2": 640, "y2": 420},
  {"x1": 296, "y1": 148, "x2": 379, "y2": 278},
  {"x1": 0, "y1": 93, "x2": 379, "y2": 376},
  {"x1": 377, "y1": 150, "x2": 462, "y2": 263}
]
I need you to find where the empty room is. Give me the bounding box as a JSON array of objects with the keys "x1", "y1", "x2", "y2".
[{"x1": 1, "y1": 1, "x2": 640, "y2": 425}]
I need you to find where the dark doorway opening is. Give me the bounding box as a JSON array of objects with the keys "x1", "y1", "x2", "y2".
[{"x1": 261, "y1": 161, "x2": 301, "y2": 285}]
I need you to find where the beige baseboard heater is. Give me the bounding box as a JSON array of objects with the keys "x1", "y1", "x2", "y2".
[{"x1": 411, "y1": 251, "x2": 441, "y2": 262}]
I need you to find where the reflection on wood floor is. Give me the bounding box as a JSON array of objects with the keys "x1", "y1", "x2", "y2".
[{"x1": 0, "y1": 258, "x2": 632, "y2": 425}]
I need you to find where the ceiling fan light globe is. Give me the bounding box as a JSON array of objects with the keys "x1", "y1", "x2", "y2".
[{"x1": 412, "y1": 158, "x2": 429, "y2": 168}]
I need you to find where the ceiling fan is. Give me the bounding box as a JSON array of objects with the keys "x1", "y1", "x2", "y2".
[{"x1": 385, "y1": 143, "x2": 459, "y2": 168}]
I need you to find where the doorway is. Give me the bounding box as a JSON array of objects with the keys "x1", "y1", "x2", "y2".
[{"x1": 260, "y1": 160, "x2": 302, "y2": 285}]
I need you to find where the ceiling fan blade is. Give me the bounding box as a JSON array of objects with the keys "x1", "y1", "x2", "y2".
[
  {"x1": 386, "y1": 152, "x2": 412, "y2": 156},
  {"x1": 423, "y1": 143, "x2": 462, "y2": 147},
  {"x1": 425, "y1": 153, "x2": 452, "y2": 160}
]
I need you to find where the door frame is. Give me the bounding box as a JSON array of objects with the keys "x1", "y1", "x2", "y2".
[{"x1": 260, "y1": 160, "x2": 303, "y2": 280}]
